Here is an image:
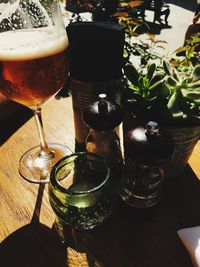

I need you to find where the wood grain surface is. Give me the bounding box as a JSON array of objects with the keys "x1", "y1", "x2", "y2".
[{"x1": 0, "y1": 96, "x2": 200, "y2": 267}]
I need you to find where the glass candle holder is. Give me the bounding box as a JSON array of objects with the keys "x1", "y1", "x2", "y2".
[{"x1": 49, "y1": 152, "x2": 115, "y2": 230}]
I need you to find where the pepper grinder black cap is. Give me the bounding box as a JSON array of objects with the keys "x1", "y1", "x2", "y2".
[
  {"x1": 66, "y1": 22, "x2": 125, "y2": 82},
  {"x1": 125, "y1": 121, "x2": 174, "y2": 166},
  {"x1": 82, "y1": 93, "x2": 123, "y2": 131}
]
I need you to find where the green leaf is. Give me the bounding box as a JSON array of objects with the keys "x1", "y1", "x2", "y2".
[
  {"x1": 186, "y1": 80, "x2": 200, "y2": 88},
  {"x1": 167, "y1": 91, "x2": 185, "y2": 119},
  {"x1": 179, "y1": 93, "x2": 194, "y2": 115},
  {"x1": 149, "y1": 74, "x2": 164, "y2": 86},
  {"x1": 166, "y1": 76, "x2": 177, "y2": 87},
  {"x1": 167, "y1": 91, "x2": 178, "y2": 104},
  {"x1": 147, "y1": 63, "x2": 156, "y2": 81},
  {"x1": 138, "y1": 77, "x2": 145, "y2": 92},
  {"x1": 124, "y1": 64, "x2": 139, "y2": 86},
  {"x1": 163, "y1": 59, "x2": 173, "y2": 76},
  {"x1": 148, "y1": 96, "x2": 158, "y2": 103},
  {"x1": 174, "y1": 46, "x2": 187, "y2": 54},
  {"x1": 191, "y1": 65, "x2": 200, "y2": 82},
  {"x1": 172, "y1": 68, "x2": 180, "y2": 81},
  {"x1": 181, "y1": 77, "x2": 190, "y2": 87},
  {"x1": 149, "y1": 78, "x2": 165, "y2": 91},
  {"x1": 181, "y1": 88, "x2": 200, "y2": 104},
  {"x1": 126, "y1": 92, "x2": 144, "y2": 102},
  {"x1": 186, "y1": 46, "x2": 195, "y2": 59}
]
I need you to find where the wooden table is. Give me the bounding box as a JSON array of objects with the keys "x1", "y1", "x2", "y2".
[{"x1": 0, "y1": 96, "x2": 200, "y2": 267}]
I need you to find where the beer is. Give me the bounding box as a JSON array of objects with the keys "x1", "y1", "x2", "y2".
[{"x1": 0, "y1": 28, "x2": 69, "y2": 108}]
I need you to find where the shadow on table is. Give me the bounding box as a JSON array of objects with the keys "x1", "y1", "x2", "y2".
[
  {"x1": 50, "y1": 164, "x2": 200, "y2": 267},
  {"x1": 0, "y1": 102, "x2": 32, "y2": 145},
  {"x1": 0, "y1": 184, "x2": 66, "y2": 267},
  {"x1": 167, "y1": 0, "x2": 196, "y2": 12},
  {"x1": 145, "y1": 21, "x2": 172, "y2": 35},
  {"x1": 1, "y1": 165, "x2": 199, "y2": 267},
  {"x1": 0, "y1": 88, "x2": 70, "y2": 146}
]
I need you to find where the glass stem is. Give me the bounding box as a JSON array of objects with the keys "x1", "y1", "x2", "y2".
[{"x1": 34, "y1": 108, "x2": 53, "y2": 158}]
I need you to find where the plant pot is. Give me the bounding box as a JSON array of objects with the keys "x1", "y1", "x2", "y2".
[{"x1": 161, "y1": 126, "x2": 200, "y2": 179}]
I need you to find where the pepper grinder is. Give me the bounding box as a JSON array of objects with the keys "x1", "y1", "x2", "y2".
[
  {"x1": 66, "y1": 22, "x2": 125, "y2": 151},
  {"x1": 82, "y1": 93, "x2": 123, "y2": 182},
  {"x1": 119, "y1": 121, "x2": 174, "y2": 219}
]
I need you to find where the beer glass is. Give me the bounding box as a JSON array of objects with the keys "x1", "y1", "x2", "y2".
[{"x1": 0, "y1": 0, "x2": 71, "y2": 183}]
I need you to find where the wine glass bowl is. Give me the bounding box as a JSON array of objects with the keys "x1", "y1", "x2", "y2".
[
  {"x1": 0, "y1": 40, "x2": 69, "y2": 109},
  {"x1": 0, "y1": 0, "x2": 71, "y2": 183}
]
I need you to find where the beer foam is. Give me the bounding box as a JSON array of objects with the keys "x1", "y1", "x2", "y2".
[{"x1": 0, "y1": 27, "x2": 68, "y2": 60}]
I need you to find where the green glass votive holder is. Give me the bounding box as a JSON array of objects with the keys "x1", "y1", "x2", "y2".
[{"x1": 49, "y1": 152, "x2": 114, "y2": 231}]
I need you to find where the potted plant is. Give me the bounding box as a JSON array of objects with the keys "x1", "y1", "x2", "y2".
[{"x1": 122, "y1": 56, "x2": 200, "y2": 178}]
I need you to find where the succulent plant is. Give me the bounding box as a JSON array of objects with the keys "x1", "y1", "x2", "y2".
[{"x1": 123, "y1": 59, "x2": 200, "y2": 126}]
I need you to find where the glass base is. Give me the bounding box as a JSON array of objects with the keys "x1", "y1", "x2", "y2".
[{"x1": 19, "y1": 143, "x2": 72, "y2": 183}]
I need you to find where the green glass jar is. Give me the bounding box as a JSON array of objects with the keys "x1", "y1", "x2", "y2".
[{"x1": 49, "y1": 152, "x2": 115, "y2": 230}]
